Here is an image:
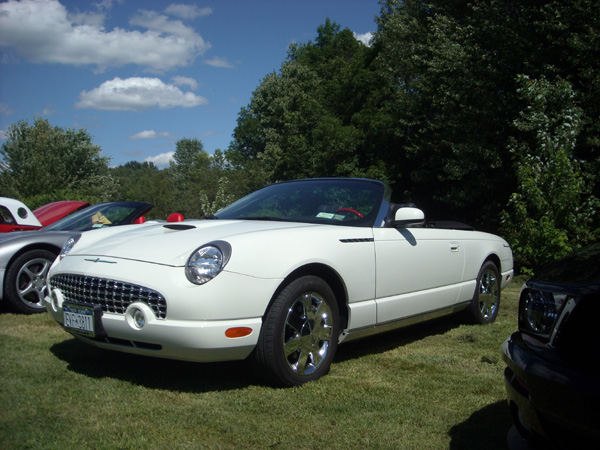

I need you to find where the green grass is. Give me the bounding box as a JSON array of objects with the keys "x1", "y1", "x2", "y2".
[{"x1": 0, "y1": 279, "x2": 524, "y2": 449}]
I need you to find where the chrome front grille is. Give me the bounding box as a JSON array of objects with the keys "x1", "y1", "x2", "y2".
[{"x1": 50, "y1": 274, "x2": 167, "y2": 319}]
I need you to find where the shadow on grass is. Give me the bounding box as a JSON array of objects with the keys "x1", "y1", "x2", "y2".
[
  {"x1": 49, "y1": 313, "x2": 467, "y2": 392},
  {"x1": 49, "y1": 310, "x2": 475, "y2": 392},
  {"x1": 50, "y1": 338, "x2": 257, "y2": 393},
  {"x1": 335, "y1": 312, "x2": 465, "y2": 362},
  {"x1": 449, "y1": 400, "x2": 512, "y2": 449}
]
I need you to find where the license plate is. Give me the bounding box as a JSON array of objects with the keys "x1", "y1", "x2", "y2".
[{"x1": 63, "y1": 303, "x2": 95, "y2": 337}]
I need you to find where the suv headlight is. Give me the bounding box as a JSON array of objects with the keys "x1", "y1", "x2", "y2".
[
  {"x1": 60, "y1": 235, "x2": 81, "y2": 260},
  {"x1": 519, "y1": 288, "x2": 568, "y2": 342},
  {"x1": 185, "y1": 241, "x2": 231, "y2": 285}
]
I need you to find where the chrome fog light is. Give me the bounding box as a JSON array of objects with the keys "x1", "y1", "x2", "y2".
[
  {"x1": 126, "y1": 304, "x2": 155, "y2": 330},
  {"x1": 132, "y1": 308, "x2": 145, "y2": 329}
]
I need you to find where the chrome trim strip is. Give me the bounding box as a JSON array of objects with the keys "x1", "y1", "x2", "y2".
[{"x1": 339, "y1": 301, "x2": 471, "y2": 344}]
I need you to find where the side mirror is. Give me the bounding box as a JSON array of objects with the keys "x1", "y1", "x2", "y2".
[{"x1": 394, "y1": 207, "x2": 425, "y2": 227}]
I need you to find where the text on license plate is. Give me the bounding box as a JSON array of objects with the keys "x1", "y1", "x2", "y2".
[{"x1": 63, "y1": 303, "x2": 95, "y2": 337}]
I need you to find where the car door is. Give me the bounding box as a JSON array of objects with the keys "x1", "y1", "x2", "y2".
[{"x1": 373, "y1": 227, "x2": 466, "y2": 323}]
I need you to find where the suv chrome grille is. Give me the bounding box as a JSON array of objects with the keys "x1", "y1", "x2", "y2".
[{"x1": 50, "y1": 274, "x2": 167, "y2": 319}]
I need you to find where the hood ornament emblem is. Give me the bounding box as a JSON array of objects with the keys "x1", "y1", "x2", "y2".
[{"x1": 85, "y1": 258, "x2": 117, "y2": 264}]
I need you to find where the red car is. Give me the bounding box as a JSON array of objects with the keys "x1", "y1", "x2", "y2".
[{"x1": 0, "y1": 198, "x2": 89, "y2": 232}]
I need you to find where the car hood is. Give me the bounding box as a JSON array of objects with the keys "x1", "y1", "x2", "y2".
[
  {"x1": 0, "y1": 230, "x2": 28, "y2": 244},
  {"x1": 528, "y1": 243, "x2": 600, "y2": 295},
  {"x1": 69, "y1": 220, "x2": 321, "y2": 266},
  {"x1": 0, "y1": 229, "x2": 71, "y2": 243},
  {"x1": 0, "y1": 230, "x2": 74, "y2": 267}
]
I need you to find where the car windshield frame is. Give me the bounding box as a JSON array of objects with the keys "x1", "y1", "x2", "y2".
[
  {"x1": 42, "y1": 201, "x2": 152, "y2": 232},
  {"x1": 213, "y1": 178, "x2": 387, "y2": 227}
]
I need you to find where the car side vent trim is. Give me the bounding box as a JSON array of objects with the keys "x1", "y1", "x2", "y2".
[{"x1": 339, "y1": 238, "x2": 374, "y2": 243}]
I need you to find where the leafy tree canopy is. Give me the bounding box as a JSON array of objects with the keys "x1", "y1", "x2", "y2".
[
  {"x1": 0, "y1": 118, "x2": 115, "y2": 207},
  {"x1": 227, "y1": 18, "x2": 384, "y2": 184},
  {"x1": 111, "y1": 161, "x2": 177, "y2": 220},
  {"x1": 501, "y1": 75, "x2": 599, "y2": 273},
  {"x1": 228, "y1": 1, "x2": 599, "y2": 236}
]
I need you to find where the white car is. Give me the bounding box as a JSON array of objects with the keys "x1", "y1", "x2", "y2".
[{"x1": 45, "y1": 178, "x2": 513, "y2": 386}]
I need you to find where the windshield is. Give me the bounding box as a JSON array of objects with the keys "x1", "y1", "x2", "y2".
[
  {"x1": 214, "y1": 179, "x2": 385, "y2": 227},
  {"x1": 43, "y1": 202, "x2": 152, "y2": 231}
]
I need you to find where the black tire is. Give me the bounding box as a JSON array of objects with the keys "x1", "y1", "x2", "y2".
[
  {"x1": 251, "y1": 276, "x2": 340, "y2": 387},
  {"x1": 466, "y1": 261, "x2": 501, "y2": 324},
  {"x1": 4, "y1": 249, "x2": 57, "y2": 314}
]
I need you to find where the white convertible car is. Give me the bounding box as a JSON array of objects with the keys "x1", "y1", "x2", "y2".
[{"x1": 45, "y1": 178, "x2": 513, "y2": 386}]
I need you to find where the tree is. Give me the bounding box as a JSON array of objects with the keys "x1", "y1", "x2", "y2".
[
  {"x1": 227, "y1": 20, "x2": 381, "y2": 184},
  {"x1": 198, "y1": 176, "x2": 235, "y2": 216},
  {"x1": 372, "y1": 0, "x2": 528, "y2": 225},
  {"x1": 169, "y1": 138, "x2": 232, "y2": 218},
  {"x1": 169, "y1": 138, "x2": 211, "y2": 186},
  {"x1": 0, "y1": 118, "x2": 115, "y2": 206},
  {"x1": 111, "y1": 161, "x2": 177, "y2": 219},
  {"x1": 371, "y1": 0, "x2": 600, "y2": 227},
  {"x1": 229, "y1": 1, "x2": 600, "y2": 244},
  {"x1": 500, "y1": 75, "x2": 599, "y2": 274}
]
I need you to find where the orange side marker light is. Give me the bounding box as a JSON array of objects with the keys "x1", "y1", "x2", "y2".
[{"x1": 225, "y1": 327, "x2": 253, "y2": 338}]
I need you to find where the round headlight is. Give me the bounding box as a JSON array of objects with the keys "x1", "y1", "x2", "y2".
[
  {"x1": 186, "y1": 244, "x2": 228, "y2": 285},
  {"x1": 519, "y1": 289, "x2": 564, "y2": 341},
  {"x1": 523, "y1": 290, "x2": 556, "y2": 333},
  {"x1": 60, "y1": 235, "x2": 81, "y2": 260}
]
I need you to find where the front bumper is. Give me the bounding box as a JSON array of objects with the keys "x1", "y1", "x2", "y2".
[
  {"x1": 43, "y1": 255, "x2": 285, "y2": 363},
  {"x1": 45, "y1": 292, "x2": 262, "y2": 362},
  {"x1": 502, "y1": 332, "x2": 600, "y2": 448}
]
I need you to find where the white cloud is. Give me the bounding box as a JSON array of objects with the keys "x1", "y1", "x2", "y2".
[
  {"x1": 171, "y1": 76, "x2": 198, "y2": 90},
  {"x1": 75, "y1": 77, "x2": 208, "y2": 111},
  {"x1": 129, "y1": 130, "x2": 174, "y2": 140},
  {"x1": 0, "y1": 103, "x2": 15, "y2": 115},
  {"x1": 164, "y1": 4, "x2": 213, "y2": 20},
  {"x1": 204, "y1": 56, "x2": 235, "y2": 69},
  {"x1": 354, "y1": 32, "x2": 373, "y2": 46},
  {"x1": 68, "y1": 10, "x2": 106, "y2": 27},
  {"x1": 130, "y1": 9, "x2": 197, "y2": 39},
  {"x1": 41, "y1": 106, "x2": 57, "y2": 116},
  {"x1": 0, "y1": 0, "x2": 210, "y2": 71},
  {"x1": 144, "y1": 151, "x2": 175, "y2": 169},
  {"x1": 95, "y1": 0, "x2": 122, "y2": 12}
]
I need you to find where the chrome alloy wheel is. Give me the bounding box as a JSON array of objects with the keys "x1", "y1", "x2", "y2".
[
  {"x1": 16, "y1": 256, "x2": 52, "y2": 308},
  {"x1": 283, "y1": 291, "x2": 334, "y2": 376},
  {"x1": 478, "y1": 266, "x2": 500, "y2": 320}
]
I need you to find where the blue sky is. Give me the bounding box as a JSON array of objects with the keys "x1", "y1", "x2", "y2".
[{"x1": 0, "y1": 0, "x2": 380, "y2": 168}]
